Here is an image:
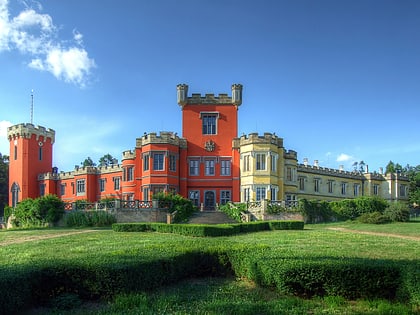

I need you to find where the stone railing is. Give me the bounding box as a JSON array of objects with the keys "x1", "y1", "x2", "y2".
[{"x1": 245, "y1": 200, "x2": 302, "y2": 221}]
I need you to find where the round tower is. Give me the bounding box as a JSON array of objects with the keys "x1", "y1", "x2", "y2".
[{"x1": 7, "y1": 123, "x2": 55, "y2": 206}]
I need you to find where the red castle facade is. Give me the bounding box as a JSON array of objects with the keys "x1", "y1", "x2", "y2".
[{"x1": 8, "y1": 84, "x2": 243, "y2": 209}]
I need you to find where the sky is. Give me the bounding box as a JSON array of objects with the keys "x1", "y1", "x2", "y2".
[{"x1": 0, "y1": 0, "x2": 419, "y2": 173}]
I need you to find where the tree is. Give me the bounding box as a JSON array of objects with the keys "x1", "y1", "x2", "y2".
[
  {"x1": 81, "y1": 157, "x2": 96, "y2": 167},
  {"x1": 98, "y1": 154, "x2": 118, "y2": 167},
  {"x1": 0, "y1": 153, "x2": 9, "y2": 217}
]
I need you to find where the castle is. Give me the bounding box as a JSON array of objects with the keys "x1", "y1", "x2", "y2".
[{"x1": 8, "y1": 84, "x2": 409, "y2": 209}]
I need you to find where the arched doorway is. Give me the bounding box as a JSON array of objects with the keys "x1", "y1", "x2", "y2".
[{"x1": 204, "y1": 190, "x2": 215, "y2": 210}]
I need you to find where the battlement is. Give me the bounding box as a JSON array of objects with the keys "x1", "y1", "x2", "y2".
[
  {"x1": 284, "y1": 150, "x2": 297, "y2": 160},
  {"x1": 238, "y1": 132, "x2": 284, "y2": 148},
  {"x1": 298, "y1": 163, "x2": 365, "y2": 179},
  {"x1": 177, "y1": 84, "x2": 243, "y2": 107},
  {"x1": 122, "y1": 150, "x2": 135, "y2": 160},
  {"x1": 136, "y1": 131, "x2": 187, "y2": 148},
  {"x1": 7, "y1": 123, "x2": 55, "y2": 143}
]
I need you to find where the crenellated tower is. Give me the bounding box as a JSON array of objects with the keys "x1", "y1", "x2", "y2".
[{"x1": 7, "y1": 123, "x2": 55, "y2": 206}]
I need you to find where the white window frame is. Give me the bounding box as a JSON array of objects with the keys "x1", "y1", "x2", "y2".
[
  {"x1": 205, "y1": 159, "x2": 215, "y2": 176},
  {"x1": 76, "y1": 179, "x2": 86, "y2": 196},
  {"x1": 256, "y1": 153, "x2": 266, "y2": 171},
  {"x1": 220, "y1": 159, "x2": 231, "y2": 176}
]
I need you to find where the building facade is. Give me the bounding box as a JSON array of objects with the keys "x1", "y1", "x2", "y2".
[{"x1": 7, "y1": 84, "x2": 409, "y2": 208}]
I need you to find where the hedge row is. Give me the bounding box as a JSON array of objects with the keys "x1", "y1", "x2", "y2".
[
  {"x1": 112, "y1": 220, "x2": 305, "y2": 236},
  {"x1": 1, "y1": 245, "x2": 418, "y2": 313}
]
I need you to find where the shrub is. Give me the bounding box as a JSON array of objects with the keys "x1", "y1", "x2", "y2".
[
  {"x1": 298, "y1": 199, "x2": 337, "y2": 223},
  {"x1": 358, "y1": 212, "x2": 390, "y2": 224},
  {"x1": 384, "y1": 202, "x2": 410, "y2": 222},
  {"x1": 12, "y1": 195, "x2": 65, "y2": 227},
  {"x1": 219, "y1": 202, "x2": 246, "y2": 222},
  {"x1": 112, "y1": 221, "x2": 304, "y2": 236},
  {"x1": 153, "y1": 192, "x2": 196, "y2": 223},
  {"x1": 65, "y1": 210, "x2": 116, "y2": 227}
]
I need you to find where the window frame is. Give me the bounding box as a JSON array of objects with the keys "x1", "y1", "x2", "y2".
[
  {"x1": 153, "y1": 153, "x2": 164, "y2": 171},
  {"x1": 76, "y1": 179, "x2": 86, "y2": 196},
  {"x1": 256, "y1": 153, "x2": 266, "y2": 171}
]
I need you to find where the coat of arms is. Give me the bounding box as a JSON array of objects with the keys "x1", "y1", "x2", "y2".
[{"x1": 204, "y1": 140, "x2": 215, "y2": 152}]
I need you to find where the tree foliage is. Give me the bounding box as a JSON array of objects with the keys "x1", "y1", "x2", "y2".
[
  {"x1": 11, "y1": 195, "x2": 65, "y2": 227},
  {"x1": 81, "y1": 157, "x2": 96, "y2": 167},
  {"x1": 386, "y1": 161, "x2": 420, "y2": 206},
  {"x1": 99, "y1": 154, "x2": 118, "y2": 167},
  {"x1": 0, "y1": 153, "x2": 9, "y2": 217}
]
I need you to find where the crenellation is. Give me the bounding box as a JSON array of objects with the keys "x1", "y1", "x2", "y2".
[
  {"x1": 7, "y1": 123, "x2": 55, "y2": 143},
  {"x1": 122, "y1": 150, "x2": 135, "y2": 160},
  {"x1": 136, "y1": 131, "x2": 184, "y2": 148},
  {"x1": 239, "y1": 132, "x2": 284, "y2": 147},
  {"x1": 177, "y1": 83, "x2": 242, "y2": 106}
]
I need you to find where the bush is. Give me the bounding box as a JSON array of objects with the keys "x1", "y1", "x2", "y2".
[
  {"x1": 298, "y1": 199, "x2": 337, "y2": 223},
  {"x1": 358, "y1": 212, "x2": 390, "y2": 224},
  {"x1": 153, "y1": 192, "x2": 196, "y2": 223},
  {"x1": 12, "y1": 195, "x2": 65, "y2": 227},
  {"x1": 384, "y1": 202, "x2": 410, "y2": 222},
  {"x1": 65, "y1": 210, "x2": 116, "y2": 227},
  {"x1": 218, "y1": 202, "x2": 246, "y2": 222},
  {"x1": 112, "y1": 221, "x2": 304, "y2": 237}
]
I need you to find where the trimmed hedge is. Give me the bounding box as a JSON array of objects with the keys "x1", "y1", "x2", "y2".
[
  {"x1": 0, "y1": 240, "x2": 419, "y2": 313},
  {"x1": 112, "y1": 220, "x2": 304, "y2": 237}
]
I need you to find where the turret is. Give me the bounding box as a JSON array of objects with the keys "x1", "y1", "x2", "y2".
[
  {"x1": 177, "y1": 84, "x2": 189, "y2": 108},
  {"x1": 231, "y1": 84, "x2": 243, "y2": 106}
]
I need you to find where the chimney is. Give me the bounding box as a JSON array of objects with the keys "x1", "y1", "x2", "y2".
[
  {"x1": 339, "y1": 165, "x2": 344, "y2": 172},
  {"x1": 314, "y1": 160, "x2": 319, "y2": 168},
  {"x1": 379, "y1": 167, "x2": 383, "y2": 175},
  {"x1": 303, "y1": 158, "x2": 308, "y2": 166}
]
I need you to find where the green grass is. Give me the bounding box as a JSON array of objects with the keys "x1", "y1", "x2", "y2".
[{"x1": 1, "y1": 221, "x2": 419, "y2": 314}]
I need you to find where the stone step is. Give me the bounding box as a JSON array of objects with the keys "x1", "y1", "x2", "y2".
[{"x1": 187, "y1": 211, "x2": 237, "y2": 224}]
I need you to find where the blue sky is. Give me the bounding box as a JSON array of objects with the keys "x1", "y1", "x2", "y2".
[{"x1": 0, "y1": 0, "x2": 419, "y2": 172}]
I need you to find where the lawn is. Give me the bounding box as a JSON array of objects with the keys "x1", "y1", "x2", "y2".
[{"x1": 0, "y1": 221, "x2": 419, "y2": 314}]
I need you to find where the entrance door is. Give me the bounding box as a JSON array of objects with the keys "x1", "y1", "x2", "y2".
[{"x1": 204, "y1": 191, "x2": 215, "y2": 210}]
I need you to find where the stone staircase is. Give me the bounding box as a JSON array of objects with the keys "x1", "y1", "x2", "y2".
[{"x1": 187, "y1": 211, "x2": 237, "y2": 224}]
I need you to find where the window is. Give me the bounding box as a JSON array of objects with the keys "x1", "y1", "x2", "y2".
[
  {"x1": 113, "y1": 177, "x2": 121, "y2": 190},
  {"x1": 270, "y1": 154, "x2": 277, "y2": 172},
  {"x1": 286, "y1": 167, "x2": 292, "y2": 181},
  {"x1": 373, "y1": 184, "x2": 379, "y2": 195},
  {"x1": 143, "y1": 154, "x2": 149, "y2": 171},
  {"x1": 76, "y1": 179, "x2": 85, "y2": 195},
  {"x1": 202, "y1": 114, "x2": 217, "y2": 135},
  {"x1": 243, "y1": 188, "x2": 250, "y2": 202},
  {"x1": 205, "y1": 159, "x2": 215, "y2": 176},
  {"x1": 60, "y1": 184, "x2": 66, "y2": 196},
  {"x1": 220, "y1": 160, "x2": 231, "y2": 176},
  {"x1": 256, "y1": 187, "x2": 266, "y2": 201},
  {"x1": 189, "y1": 160, "x2": 199, "y2": 176},
  {"x1": 38, "y1": 147, "x2": 42, "y2": 161},
  {"x1": 353, "y1": 184, "x2": 360, "y2": 196},
  {"x1": 400, "y1": 185, "x2": 407, "y2": 197},
  {"x1": 126, "y1": 167, "x2": 134, "y2": 181},
  {"x1": 243, "y1": 155, "x2": 250, "y2": 171},
  {"x1": 14, "y1": 145, "x2": 17, "y2": 160},
  {"x1": 328, "y1": 181, "x2": 334, "y2": 194},
  {"x1": 270, "y1": 187, "x2": 277, "y2": 201},
  {"x1": 39, "y1": 183, "x2": 45, "y2": 196},
  {"x1": 99, "y1": 178, "x2": 106, "y2": 192},
  {"x1": 298, "y1": 177, "x2": 305, "y2": 191},
  {"x1": 143, "y1": 187, "x2": 150, "y2": 201},
  {"x1": 169, "y1": 155, "x2": 176, "y2": 172},
  {"x1": 256, "y1": 153, "x2": 266, "y2": 170},
  {"x1": 152, "y1": 186, "x2": 165, "y2": 195},
  {"x1": 314, "y1": 178, "x2": 320, "y2": 192},
  {"x1": 341, "y1": 182, "x2": 347, "y2": 195},
  {"x1": 220, "y1": 190, "x2": 231, "y2": 205},
  {"x1": 153, "y1": 153, "x2": 164, "y2": 171},
  {"x1": 189, "y1": 190, "x2": 200, "y2": 206}
]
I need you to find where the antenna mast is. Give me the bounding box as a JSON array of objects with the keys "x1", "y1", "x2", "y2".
[{"x1": 30, "y1": 89, "x2": 34, "y2": 124}]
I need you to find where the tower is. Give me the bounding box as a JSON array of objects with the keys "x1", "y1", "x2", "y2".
[
  {"x1": 177, "y1": 84, "x2": 243, "y2": 208},
  {"x1": 7, "y1": 123, "x2": 55, "y2": 206}
]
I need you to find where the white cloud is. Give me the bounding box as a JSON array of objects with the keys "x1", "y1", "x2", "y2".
[
  {"x1": 0, "y1": 0, "x2": 96, "y2": 87},
  {"x1": 0, "y1": 120, "x2": 12, "y2": 155},
  {"x1": 336, "y1": 153, "x2": 353, "y2": 162}
]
